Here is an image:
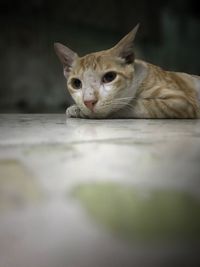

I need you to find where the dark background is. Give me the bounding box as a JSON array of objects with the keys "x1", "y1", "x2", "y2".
[{"x1": 0, "y1": 0, "x2": 200, "y2": 113}]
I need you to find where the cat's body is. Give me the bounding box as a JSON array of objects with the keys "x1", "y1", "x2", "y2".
[
  {"x1": 54, "y1": 25, "x2": 200, "y2": 119},
  {"x1": 110, "y1": 59, "x2": 200, "y2": 119}
]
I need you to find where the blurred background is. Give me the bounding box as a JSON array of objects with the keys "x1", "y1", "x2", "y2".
[{"x1": 0, "y1": 0, "x2": 200, "y2": 113}]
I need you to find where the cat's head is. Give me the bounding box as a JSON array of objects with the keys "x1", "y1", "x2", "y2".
[{"x1": 54, "y1": 24, "x2": 139, "y2": 118}]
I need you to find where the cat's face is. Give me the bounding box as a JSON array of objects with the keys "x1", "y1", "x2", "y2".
[
  {"x1": 66, "y1": 52, "x2": 135, "y2": 117},
  {"x1": 54, "y1": 24, "x2": 139, "y2": 118}
]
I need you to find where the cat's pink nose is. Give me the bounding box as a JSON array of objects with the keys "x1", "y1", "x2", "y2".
[{"x1": 84, "y1": 100, "x2": 97, "y2": 111}]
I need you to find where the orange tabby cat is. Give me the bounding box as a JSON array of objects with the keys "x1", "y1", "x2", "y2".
[{"x1": 54, "y1": 24, "x2": 200, "y2": 119}]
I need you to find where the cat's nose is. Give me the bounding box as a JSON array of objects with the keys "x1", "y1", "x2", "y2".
[{"x1": 84, "y1": 100, "x2": 97, "y2": 111}]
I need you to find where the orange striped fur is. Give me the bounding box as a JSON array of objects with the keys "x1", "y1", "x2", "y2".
[{"x1": 54, "y1": 25, "x2": 200, "y2": 119}]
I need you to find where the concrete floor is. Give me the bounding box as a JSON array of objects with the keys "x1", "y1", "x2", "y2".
[{"x1": 0, "y1": 114, "x2": 200, "y2": 267}]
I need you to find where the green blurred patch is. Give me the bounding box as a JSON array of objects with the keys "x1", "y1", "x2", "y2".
[
  {"x1": 73, "y1": 183, "x2": 200, "y2": 242},
  {"x1": 0, "y1": 160, "x2": 42, "y2": 212}
]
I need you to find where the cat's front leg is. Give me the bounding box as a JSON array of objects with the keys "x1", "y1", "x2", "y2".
[{"x1": 66, "y1": 105, "x2": 86, "y2": 118}]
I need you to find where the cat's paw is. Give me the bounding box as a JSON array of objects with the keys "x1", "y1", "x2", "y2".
[{"x1": 66, "y1": 105, "x2": 85, "y2": 118}]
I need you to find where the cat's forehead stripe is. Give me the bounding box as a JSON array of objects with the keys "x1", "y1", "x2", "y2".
[
  {"x1": 73, "y1": 53, "x2": 114, "y2": 74},
  {"x1": 80, "y1": 55, "x2": 99, "y2": 70}
]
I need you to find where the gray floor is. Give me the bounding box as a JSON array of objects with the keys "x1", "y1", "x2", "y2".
[{"x1": 0, "y1": 114, "x2": 200, "y2": 267}]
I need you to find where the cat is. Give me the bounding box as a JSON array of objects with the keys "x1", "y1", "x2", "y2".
[{"x1": 54, "y1": 24, "x2": 200, "y2": 119}]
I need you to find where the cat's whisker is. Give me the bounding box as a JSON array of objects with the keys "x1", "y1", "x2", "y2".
[
  {"x1": 99, "y1": 100, "x2": 134, "y2": 113},
  {"x1": 114, "y1": 96, "x2": 133, "y2": 100},
  {"x1": 111, "y1": 99, "x2": 133, "y2": 106}
]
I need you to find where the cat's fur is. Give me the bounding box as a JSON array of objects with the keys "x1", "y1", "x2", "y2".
[{"x1": 54, "y1": 25, "x2": 200, "y2": 119}]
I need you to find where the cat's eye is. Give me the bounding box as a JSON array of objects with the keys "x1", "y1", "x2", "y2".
[
  {"x1": 102, "y1": 72, "x2": 117, "y2": 83},
  {"x1": 71, "y1": 78, "x2": 82, "y2": 89}
]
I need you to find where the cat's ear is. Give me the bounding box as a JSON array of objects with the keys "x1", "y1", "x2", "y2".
[
  {"x1": 54, "y1": 42, "x2": 78, "y2": 78},
  {"x1": 111, "y1": 24, "x2": 139, "y2": 64}
]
